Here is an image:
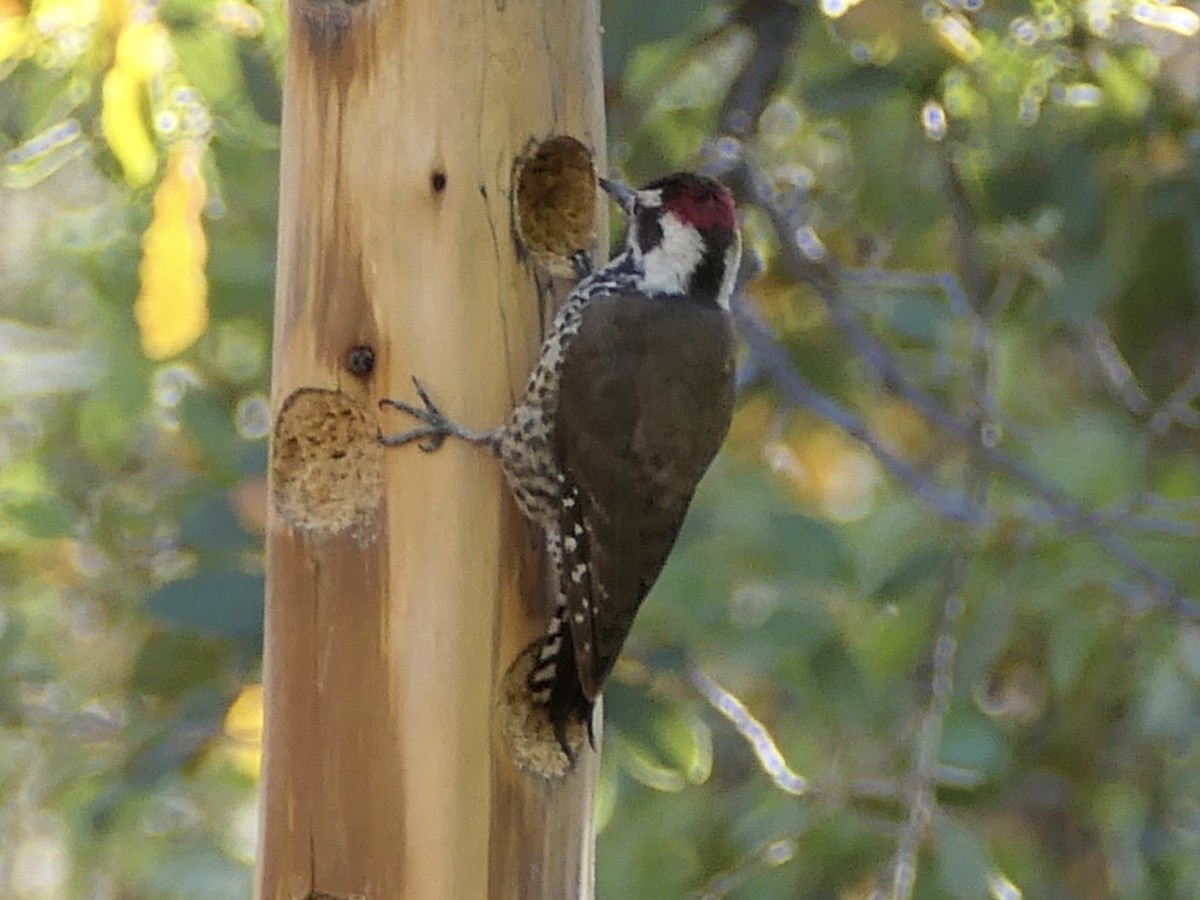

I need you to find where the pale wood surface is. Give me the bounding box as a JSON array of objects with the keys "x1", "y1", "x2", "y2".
[{"x1": 257, "y1": 0, "x2": 605, "y2": 897}]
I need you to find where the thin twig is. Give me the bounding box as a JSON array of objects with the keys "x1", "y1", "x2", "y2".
[
  {"x1": 879, "y1": 149, "x2": 996, "y2": 900},
  {"x1": 1085, "y1": 319, "x2": 1151, "y2": 416},
  {"x1": 1152, "y1": 354, "x2": 1200, "y2": 432},
  {"x1": 691, "y1": 668, "x2": 809, "y2": 796},
  {"x1": 717, "y1": 0, "x2": 807, "y2": 138}
]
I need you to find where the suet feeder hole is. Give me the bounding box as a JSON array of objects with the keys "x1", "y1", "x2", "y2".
[
  {"x1": 272, "y1": 387, "x2": 383, "y2": 534},
  {"x1": 498, "y1": 642, "x2": 588, "y2": 780},
  {"x1": 513, "y1": 136, "x2": 597, "y2": 275}
]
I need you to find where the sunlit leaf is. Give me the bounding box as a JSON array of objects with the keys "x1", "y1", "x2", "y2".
[
  {"x1": 101, "y1": 65, "x2": 158, "y2": 187},
  {"x1": 218, "y1": 682, "x2": 262, "y2": 778},
  {"x1": 135, "y1": 140, "x2": 209, "y2": 358}
]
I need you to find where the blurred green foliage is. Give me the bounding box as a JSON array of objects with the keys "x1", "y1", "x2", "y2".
[
  {"x1": 2, "y1": 0, "x2": 1200, "y2": 896},
  {"x1": 0, "y1": 0, "x2": 279, "y2": 894}
]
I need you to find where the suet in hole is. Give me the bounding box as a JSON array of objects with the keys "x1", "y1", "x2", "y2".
[
  {"x1": 272, "y1": 388, "x2": 383, "y2": 534},
  {"x1": 497, "y1": 641, "x2": 589, "y2": 780},
  {"x1": 513, "y1": 136, "x2": 597, "y2": 275}
]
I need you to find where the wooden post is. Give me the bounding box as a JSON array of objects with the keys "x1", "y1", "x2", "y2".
[{"x1": 257, "y1": 0, "x2": 605, "y2": 896}]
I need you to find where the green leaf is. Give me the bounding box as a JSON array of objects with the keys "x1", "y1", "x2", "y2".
[
  {"x1": 77, "y1": 391, "x2": 139, "y2": 469},
  {"x1": 1137, "y1": 653, "x2": 1196, "y2": 740},
  {"x1": 616, "y1": 737, "x2": 687, "y2": 793},
  {"x1": 0, "y1": 613, "x2": 25, "y2": 663},
  {"x1": 711, "y1": 461, "x2": 853, "y2": 582},
  {"x1": 1027, "y1": 410, "x2": 1144, "y2": 506},
  {"x1": 145, "y1": 571, "x2": 264, "y2": 637},
  {"x1": 803, "y1": 65, "x2": 908, "y2": 116},
  {"x1": 132, "y1": 631, "x2": 230, "y2": 699},
  {"x1": 844, "y1": 599, "x2": 937, "y2": 696},
  {"x1": 601, "y1": 0, "x2": 710, "y2": 79},
  {"x1": 8, "y1": 497, "x2": 74, "y2": 538},
  {"x1": 763, "y1": 510, "x2": 851, "y2": 582},
  {"x1": 940, "y1": 708, "x2": 1009, "y2": 779},
  {"x1": 180, "y1": 494, "x2": 253, "y2": 554},
  {"x1": 181, "y1": 391, "x2": 243, "y2": 482},
  {"x1": 171, "y1": 29, "x2": 242, "y2": 113},
  {"x1": 884, "y1": 293, "x2": 951, "y2": 344},
  {"x1": 1048, "y1": 604, "x2": 1104, "y2": 692},
  {"x1": 850, "y1": 498, "x2": 947, "y2": 598},
  {"x1": 868, "y1": 548, "x2": 950, "y2": 601},
  {"x1": 123, "y1": 687, "x2": 227, "y2": 788},
  {"x1": 936, "y1": 819, "x2": 992, "y2": 900},
  {"x1": 1049, "y1": 252, "x2": 1120, "y2": 323}
]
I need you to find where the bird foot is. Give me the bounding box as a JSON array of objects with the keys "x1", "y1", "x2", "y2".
[{"x1": 379, "y1": 377, "x2": 473, "y2": 452}]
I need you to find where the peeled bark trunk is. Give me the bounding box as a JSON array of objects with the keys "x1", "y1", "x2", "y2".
[{"x1": 257, "y1": 0, "x2": 606, "y2": 896}]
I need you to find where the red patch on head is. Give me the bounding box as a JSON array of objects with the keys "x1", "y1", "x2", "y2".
[{"x1": 662, "y1": 182, "x2": 736, "y2": 232}]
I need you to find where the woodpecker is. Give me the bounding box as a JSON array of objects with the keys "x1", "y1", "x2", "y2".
[{"x1": 381, "y1": 172, "x2": 740, "y2": 756}]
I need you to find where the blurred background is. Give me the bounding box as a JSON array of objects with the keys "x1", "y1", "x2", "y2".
[{"x1": 2, "y1": 0, "x2": 1200, "y2": 896}]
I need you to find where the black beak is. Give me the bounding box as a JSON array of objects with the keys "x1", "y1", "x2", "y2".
[{"x1": 598, "y1": 176, "x2": 637, "y2": 213}]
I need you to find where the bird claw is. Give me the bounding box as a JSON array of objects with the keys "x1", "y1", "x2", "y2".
[
  {"x1": 379, "y1": 425, "x2": 447, "y2": 453},
  {"x1": 379, "y1": 377, "x2": 456, "y2": 451},
  {"x1": 409, "y1": 376, "x2": 440, "y2": 416}
]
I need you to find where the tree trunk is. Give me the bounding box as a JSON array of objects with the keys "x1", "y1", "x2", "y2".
[{"x1": 257, "y1": 0, "x2": 606, "y2": 896}]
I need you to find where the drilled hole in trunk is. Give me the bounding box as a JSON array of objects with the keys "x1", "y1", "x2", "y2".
[
  {"x1": 272, "y1": 388, "x2": 383, "y2": 534},
  {"x1": 513, "y1": 135, "x2": 597, "y2": 275}
]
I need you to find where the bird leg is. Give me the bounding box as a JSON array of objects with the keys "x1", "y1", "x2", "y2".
[{"x1": 379, "y1": 377, "x2": 490, "y2": 452}]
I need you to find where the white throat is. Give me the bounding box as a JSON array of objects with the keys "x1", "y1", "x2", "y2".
[
  {"x1": 637, "y1": 213, "x2": 705, "y2": 298},
  {"x1": 633, "y1": 213, "x2": 741, "y2": 312}
]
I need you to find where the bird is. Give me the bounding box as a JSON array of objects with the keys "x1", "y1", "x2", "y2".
[{"x1": 380, "y1": 171, "x2": 740, "y2": 763}]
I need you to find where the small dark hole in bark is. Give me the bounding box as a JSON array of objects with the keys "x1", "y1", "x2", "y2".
[{"x1": 346, "y1": 345, "x2": 375, "y2": 378}]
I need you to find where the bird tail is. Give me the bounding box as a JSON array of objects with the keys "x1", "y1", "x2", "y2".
[{"x1": 528, "y1": 605, "x2": 595, "y2": 756}]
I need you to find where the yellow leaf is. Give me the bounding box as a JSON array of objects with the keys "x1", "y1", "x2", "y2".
[
  {"x1": 135, "y1": 142, "x2": 209, "y2": 359},
  {"x1": 221, "y1": 683, "x2": 263, "y2": 779},
  {"x1": 114, "y1": 19, "x2": 169, "y2": 80},
  {"x1": 100, "y1": 0, "x2": 129, "y2": 33},
  {"x1": 100, "y1": 65, "x2": 156, "y2": 187},
  {"x1": 0, "y1": 17, "x2": 29, "y2": 72},
  {"x1": 764, "y1": 423, "x2": 881, "y2": 522},
  {"x1": 224, "y1": 682, "x2": 263, "y2": 743}
]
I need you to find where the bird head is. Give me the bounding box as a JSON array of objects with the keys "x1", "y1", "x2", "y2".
[{"x1": 599, "y1": 172, "x2": 741, "y2": 311}]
